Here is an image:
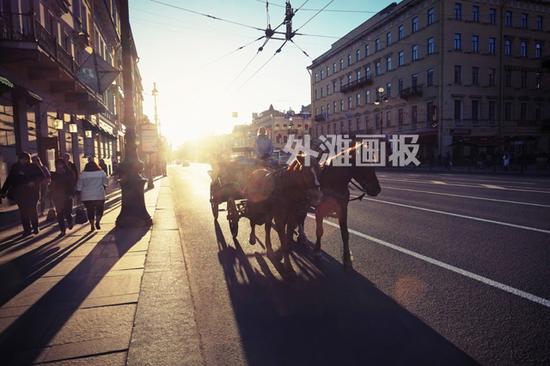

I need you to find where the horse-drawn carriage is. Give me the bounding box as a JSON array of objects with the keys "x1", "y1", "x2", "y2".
[{"x1": 209, "y1": 148, "x2": 258, "y2": 238}]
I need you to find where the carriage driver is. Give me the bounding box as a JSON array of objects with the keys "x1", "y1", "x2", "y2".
[{"x1": 255, "y1": 127, "x2": 273, "y2": 163}]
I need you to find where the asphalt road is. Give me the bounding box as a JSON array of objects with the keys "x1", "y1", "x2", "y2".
[{"x1": 169, "y1": 163, "x2": 550, "y2": 366}]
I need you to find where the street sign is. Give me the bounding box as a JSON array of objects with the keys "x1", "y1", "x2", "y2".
[{"x1": 140, "y1": 124, "x2": 159, "y2": 153}]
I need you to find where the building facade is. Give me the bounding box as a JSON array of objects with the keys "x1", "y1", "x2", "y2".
[
  {"x1": 309, "y1": 0, "x2": 550, "y2": 166},
  {"x1": 0, "y1": 0, "x2": 145, "y2": 191},
  {"x1": 251, "y1": 104, "x2": 311, "y2": 150}
]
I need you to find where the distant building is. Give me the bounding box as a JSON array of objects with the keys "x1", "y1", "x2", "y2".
[
  {"x1": 309, "y1": 0, "x2": 550, "y2": 166},
  {"x1": 251, "y1": 104, "x2": 311, "y2": 150}
]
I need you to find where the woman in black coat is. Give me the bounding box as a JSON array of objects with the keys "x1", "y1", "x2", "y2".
[
  {"x1": 0, "y1": 152, "x2": 45, "y2": 236},
  {"x1": 49, "y1": 159, "x2": 77, "y2": 236}
]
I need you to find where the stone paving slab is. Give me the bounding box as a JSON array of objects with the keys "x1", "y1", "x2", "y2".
[{"x1": 35, "y1": 351, "x2": 127, "y2": 366}]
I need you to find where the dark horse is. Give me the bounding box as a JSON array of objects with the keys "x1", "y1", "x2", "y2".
[
  {"x1": 246, "y1": 157, "x2": 322, "y2": 261},
  {"x1": 298, "y1": 150, "x2": 381, "y2": 270}
]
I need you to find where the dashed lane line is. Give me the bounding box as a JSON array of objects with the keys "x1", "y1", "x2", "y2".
[{"x1": 308, "y1": 215, "x2": 550, "y2": 308}]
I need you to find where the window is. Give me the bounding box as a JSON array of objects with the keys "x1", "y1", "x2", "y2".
[
  {"x1": 356, "y1": 93, "x2": 361, "y2": 107},
  {"x1": 386, "y1": 111, "x2": 391, "y2": 127},
  {"x1": 340, "y1": 58, "x2": 344, "y2": 70},
  {"x1": 472, "y1": 5, "x2": 479, "y2": 22},
  {"x1": 411, "y1": 105, "x2": 418, "y2": 125},
  {"x1": 535, "y1": 42, "x2": 542, "y2": 58},
  {"x1": 504, "y1": 39, "x2": 512, "y2": 56},
  {"x1": 505, "y1": 11, "x2": 512, "y2": 26},
  {"x1": 375, "y1": 61, "x2": 381, "y2": 75},
  {"x1": 427, "y1": 8, "x2": 435, "y2": 25},
  {"x1": 521, "y1": 13, "x2": 528, "y2": 29},
  {"x1": 520, "y1": 41, "x2": 528, "y2": 57},
  {"x1": 454, "y1": 65, "x2": 462, "y2": 84},
  {"x1": 472, "y1": 67, "x2": 479, "y2": 85},
  {"x1": 454, "y1": 33, "x2": 462, "y2": 50},
  {"x1": 472, "y1": 35, "x2": 479, "y2": 53},
  {"x1": 340, "y1": 99, "x2": 344, "y2": 111},
  {"x1": 320, "y1": 69, "x2": 324, "y2": 79},
  {"x1": 398, "y1": 108, "x2": 404, "y2": 126},
  {"x1": 411, "y1": 16, "x2": 419, "y2": 33},
  {"x1": 332, "y1": 63, "x2": 336, "y2": 73},
  {"x1": 427, "y1": 37, "x2": 435, "y2": 54},
  {"x1": 365, "y1": 44, "x2": 370, "y2": 57},
  {"x1": 411, "y1": 73, "x2": 418, "y2": 89},
  {"x1": 365, "y1": 65, "x2": 371, "y2": 78},
  {"x1": 333, "y1": 101, "x2": 337, "y2": 112},
  {"x1": 427, "y1": 102, "x2": 434, "y2": 125},
  {"x1": 347, "y1": 54, "x2": 352, "y2": 66},
  {"x1": 315, "y1": 73, "x2": 319, "y2": 82},
  {"x1": 536, "y1": 72, "x2": 542, "y2": 89},
  {"x1": 366, "y1": 90, "x2": 371, "y2": 104},
  {"x1": 386, "y1": 32, "x2": 392, "y2": 46},
  {"x1": 386, "y1": 56, "x2": 392, "y2": 71},
  {"x1": 398, "y1": 25, "x2": 404, "y2": 40},
  {"x1": 347, "y1": 73, "x2": 352, "y2": 83},
  {"x1": 375, "y1": 38, "x2": 381, "y2": 52},
  {"x1": 375, "y1": 113, "x2": 381, "y2": 129},
  {"x1": 398, "y1": 51, "x2": 404, "y2": 66},
  {"x1": 332, "y1": 80, "x2": 337, "y2": 92},
  {"x1": 454, "y1": 3, "x2": 462, "y2": 20},
  {"x1": 520, "y1": 103, "x2": 527, "y2": 120},
  {"x1": 412, "y1": 45, "x2": 419, "y2": 61},
  {"x1": 504, "y1": 102, "x2": 512, "y2": 120},
  {"x1": 536, "y1": 15, "x2": 543, "y2": 30},
  {"x1": 398, "y1": 79, "x2": 404, "y2": 93},
  {"x1": 489, "y1": 68, "x2": 496, "y2": 86},
  {"x1": 489, "y1": 8, "x2": 496, "y2": 25},
  {"x1": 356, "y1": 49, "x2": 361, "y2": 62},
  {"x1": 521, "y1": 71, "x2": 527, "y2": 88},
  {"x1": 505, "y1": 70, "x2": 512, "y2": 87},
  {"x1": 427, "y1": 68, "x2": 434, "y2": 86},
  {"x1": 356, "y1": 69, "x2": 361, "y2": 80},
  {"x1": 472, "y1": 100, "x2": 479, "y2": 122},
  {"x1": 386, "y1": 82, "x2": 392, "y2": 97},
  {"x1": 489, "y1": 101, "x2": 496, "y2": 123},
  {"x1": 489, "y1": 37, "x2": 496, "y2": 54},
  {"x1": 454, "y1": 99, "x2": 463, "y2": 122}
]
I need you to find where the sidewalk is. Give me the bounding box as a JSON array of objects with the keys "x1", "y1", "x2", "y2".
[
  {"x1": 379, "y1": 164, "x2": 550, "y2": 176},
  {"x1": 0, "y1": 177, "x2": 203, "y2": 365}
]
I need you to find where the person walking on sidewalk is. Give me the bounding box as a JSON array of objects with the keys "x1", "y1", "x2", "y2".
[
  {"x1": 49, "y1": 159, "x2": 76, "y2": 236},
  {"x1": 0, "y1": 152, "x2": 45, "y2": 236},
  {"x1": 32, "y1": 155, "x2": 51, "y2": 216},
  {"x1": 62, "y1": 152, "x2": 79, "y2": 180},
  {"x1": 76, "y1": 159, "x2": 108, "y2": 232}
]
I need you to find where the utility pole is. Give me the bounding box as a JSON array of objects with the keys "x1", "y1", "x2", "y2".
[
  {"x1": 116, "y1": 0, "x2": 152, "y2": 228},
  {"x1": 152, "y1": 82, "x2": 159, "y2": 133},
  {"x1": 284, "y1": 1, "x2": 294, "y2": 40}
]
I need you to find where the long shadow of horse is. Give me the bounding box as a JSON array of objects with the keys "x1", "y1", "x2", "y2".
[
  {"x1": 214, "y1": 221, "x2": 478, "y2": 366},
  {"x1": 0, "y1": 226, "x2": 149, "y2": 365}
]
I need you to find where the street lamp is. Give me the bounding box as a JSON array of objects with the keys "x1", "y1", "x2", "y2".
[
  {"x1": 374, "y1": 87, "x2": 389, "y2": 134},
  {"x1": 115, "y1": 0, "x2": 152, "y2": 228}
]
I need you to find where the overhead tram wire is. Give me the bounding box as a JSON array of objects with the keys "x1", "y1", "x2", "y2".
[
  {"x1": 253, "y1": 0, "x2": 378, "y2": 14},
  {"x1": 149, "y1": 0, "x2": 265, "y2": 31},
  {"x1": 205, "y1": 35, "x2": 266, "y2": 67},
  {"x1": 290, "y1": 39, "x2": 312, "y2": 60},
  {"x1": 239, "y1": 40, "x2": 289, "y2": 89},
  {"x1": 294, "y1": 0, "x2": 335, "y2": 33}
]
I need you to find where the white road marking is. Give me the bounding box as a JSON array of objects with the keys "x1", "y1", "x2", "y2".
[
  {"x1": 309, "y1": 215, "x2": 550, "y2": 308},
  {"x1": 382, "y1": 186, "x2": 550, "y2": 208},
  {"x1": 431, "y1": 180, "x2": 447, "y2": 185},
  {"x1": 364, "y1": 198, "x2": 550, "y2": 234},
  {"x1": 481, "y1": 184, "x2": 505, "y2": 189},
  {"x1": 379, "y1": 177, "x2": 550, "y2": 194}
]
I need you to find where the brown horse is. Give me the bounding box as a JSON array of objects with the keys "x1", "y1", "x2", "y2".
[
  {"x1": 298, "y1": 152, "x2": 381, "y2": 270},
  {"x1": 246, "y1": 157, "x2": 321, "y2": 261}
]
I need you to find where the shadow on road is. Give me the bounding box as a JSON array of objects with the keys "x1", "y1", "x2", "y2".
[
  {"x1": 214, "y1": 220, "x2": 478, "y2": 366},
  {"x1": 0, "y1": 226, "x2": 149, "y2": 365}
]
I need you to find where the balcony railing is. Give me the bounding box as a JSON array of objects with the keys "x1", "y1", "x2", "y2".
[
  {"x1": 399, "y1": 85, "x2": 423, "y2": 99},
  {"x1": 0, "y1": 12, "x2": 78, "y2": 75},
  {"x1": 314, "y1": 113, "x2": 327, "y2": 122},
  {"x1": 340, "y1": 76, "x2": 373, "y2": 93}
]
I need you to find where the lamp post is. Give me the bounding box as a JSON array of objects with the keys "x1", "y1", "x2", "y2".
[
  {"x1": 374, "y1": 87, "x2": 388, "y2": 134},
  {"x1": 116, "y1": 0, "x2": 152, "y2": 228}
]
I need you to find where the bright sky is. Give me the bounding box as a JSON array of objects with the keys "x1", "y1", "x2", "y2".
[{"x1": 130, "y1": 0, "x2": 393, "y2": 147}]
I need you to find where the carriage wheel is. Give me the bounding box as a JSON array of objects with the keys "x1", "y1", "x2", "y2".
[
  {"x1": 227, "y1": 198, "x2": 239, "y2": 238},
  {"x1": 210, "y1": 184, "x2": 219, "y2": 219}
]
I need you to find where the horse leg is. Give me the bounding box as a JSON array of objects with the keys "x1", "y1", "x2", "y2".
[
  {"x1": 265, "y1": 218, "x2": 273, "y2": 253},
  {"x1": 339, "y1": 205, "x2": 352, "y2": 270},
  {"x1": 249, "y1": 221, "x2": 256, "y2": 245},
  {"x1": 314, "y1": 210, "x2": 324, "y2": 256},
  {"x1": 297, "y1": 212, "x2": 308, "y2": 244}
]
